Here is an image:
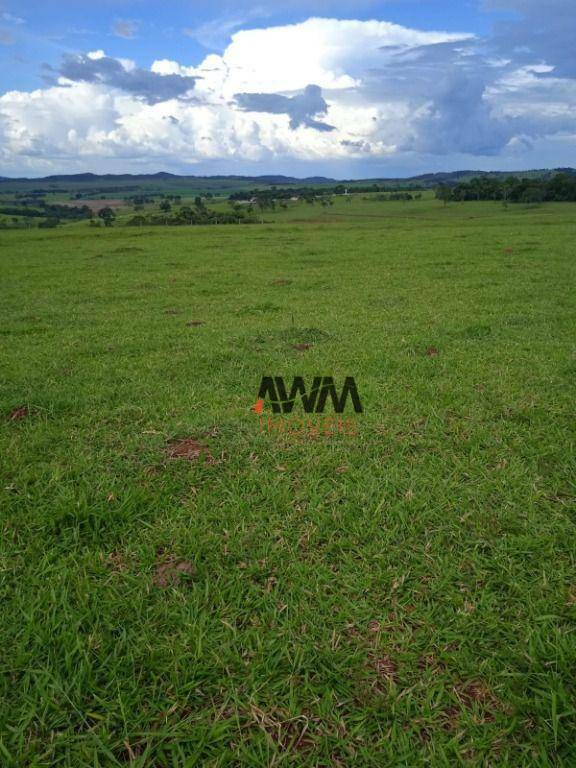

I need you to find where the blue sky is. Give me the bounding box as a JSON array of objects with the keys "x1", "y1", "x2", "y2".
[{"x1": 0, "y1": 0, "x2": 574, "y2": 177}]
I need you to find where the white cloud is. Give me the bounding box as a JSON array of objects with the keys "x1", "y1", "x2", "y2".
[
  {"x1": 183, "y1": 17, "x2": 248, "y2": 51},
  {"x1": 0, "y1": 16, "x2": 575, "y2": 174},
  {"x1": 191, "y1": 18, "x2": 470, "y2": 96},
  {"x1": 1, "y1": 11, "x2": 25, "y2": 25}
]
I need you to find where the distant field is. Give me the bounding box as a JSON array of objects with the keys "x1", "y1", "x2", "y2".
[{"x1": 1, "y1": 199, "x2": 575, "y2": 766}]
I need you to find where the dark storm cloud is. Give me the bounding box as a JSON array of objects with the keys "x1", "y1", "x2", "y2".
[
  {"x1": 234, "y1": 84, "x2": 334, "y2": 131},
  {"x1": 47, "y1": 54, "x2": 197, "y2": 104},
  {"x1": 486, "y1": 0, "x2": 576, "y2": 78},
  {"x1": 402, "y1": 70, "x2": 514, "y2": 156},
  {"x1": 365, "y1": 40, "x2": 517, "y2": 156}
]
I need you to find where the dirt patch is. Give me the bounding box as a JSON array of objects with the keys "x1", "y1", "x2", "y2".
[
  {"x1": 105, "y1": 551, "x2": 129, "y2": 574},
  {"x1": 426, "y1": 347, "x2": 439, "y2": 357},
  {"x1": 166, "y1": 437, "x2": 215, "y2": 464},
  {"x1": 441, "y1": 706, "x2": 462, "y2": 731},
  {"x1": 454, "y1": 680, "x2": 498, "y2": 709},
  {"x1": 153, "y1": 556, "x2": 197, "y2": 588},
  {"x1": 292, "y1": 343, "x2": 312, "y2": 352},
  {"x1": 164, "y1": 308, "x2": 182, "y2": 316},
  {"x1": 418, "y1": 653, "x2": 446, "y2": 673},
  {"x1": 271, "y1": 279, "x2": 292, "y2": 286},
  {"x1": 186, "y1": 320, "x2": 205, "y2": 326},
  {"x1": 8, "y1": 405, "x2": 29, "y2": 421},
  {"x1": 371, "y1": 654, "x2": 398, "y2": 683}
]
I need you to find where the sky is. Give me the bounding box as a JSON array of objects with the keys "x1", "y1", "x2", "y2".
[{"x1": 0, "y1": 0, "x2": 575, "y2": 178}]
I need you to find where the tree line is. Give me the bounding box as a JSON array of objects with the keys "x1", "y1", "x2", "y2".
[
  {"x1": 229, "y1": 182, "x2": 424, "y2": 203},
  {"x1": 435, "y1": 173, "x2": 576, "y2": 204},
  {"x1": 0, "y1": 202, "x2": 93, "y2": 229}
]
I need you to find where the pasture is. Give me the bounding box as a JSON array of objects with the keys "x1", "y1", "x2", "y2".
[{"x1": 1, "y1": 196, "x2": 575, "y2": 766}]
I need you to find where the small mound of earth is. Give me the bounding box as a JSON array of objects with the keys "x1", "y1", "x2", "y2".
[
  {"x1": 186, "y1": 320, "x2": 204, "y2": 326},
  {"x1": 292, "y1": 343, "x2": 312, "y2": 352},
  {"x1": 166, "y1": 438, "x2": 215, "y2": 464},
  {"x1": 153, "y1": 556, "x2": 196, "y2": 588},
  {"x1": 8, "y1": 405, "x2": 30, "y2": 421}
]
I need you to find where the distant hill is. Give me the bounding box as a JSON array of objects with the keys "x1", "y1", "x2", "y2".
[
  {"x1": 0, "y1": 172, "x2": 336, "y2": 185},
  {"x1": 0, "y1": 168, "x2": 574, "y2": 194},
  {"x1": 411, "y1": 168, "x2": 576, "y2": 184}
]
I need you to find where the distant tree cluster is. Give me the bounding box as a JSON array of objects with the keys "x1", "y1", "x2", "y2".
[
  {"x1": 435, "y1": 173, "x2": 576, "y2": 204},
  {"x1": 126, "y1": 204, "x2": 255, "y2": 227},
  {"x1": 0, "y1": 202, "x2": 92, "y2": 219},
  {"x1": 97, "y1": 207, "x2": 116, "y2": 227},
  {"x1": 229, "y1": 182, "x2": 424, "y2": 204},
  {"x1": 126, "y1": 194, "x2": 156, "y2": 207},
  {"x1": 0, "y1": 201, "x2": 93, "y2": 228},
  {"x1": 14, "y1": 191, "x2": 46, "y2": 200},
  {"x1": 373, "y1": 192, "x2": 421, "y2": 201}
]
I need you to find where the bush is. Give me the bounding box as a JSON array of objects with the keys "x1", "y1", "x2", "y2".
[{"x1": 38, "y1": 217, "x2": 60, "y2": 229}]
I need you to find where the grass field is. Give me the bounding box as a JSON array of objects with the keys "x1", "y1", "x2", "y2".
[{"x1": 1, "y1": 197, "x2": 575, "y2": 766}]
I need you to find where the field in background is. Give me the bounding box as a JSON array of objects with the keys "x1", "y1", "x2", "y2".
[{"x1": 1, "y1": 199, "x2": 576, "y2": 765}]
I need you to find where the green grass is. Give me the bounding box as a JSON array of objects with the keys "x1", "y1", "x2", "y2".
[{"x1": 1, "y1": 198, "x2": 575, "y2": 766}]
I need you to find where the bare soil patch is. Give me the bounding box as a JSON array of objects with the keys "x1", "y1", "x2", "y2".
[
  {"x1": 8, "y1": 405, "x2": 29, "y2": 421},
  {"x1": 153, "y1": 556, "x2": 197, "y2": 588},
  {"x1": 166, "y1": 438, "x2": 215, "y2": 464}
]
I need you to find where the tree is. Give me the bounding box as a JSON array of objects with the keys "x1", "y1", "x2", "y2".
[
  {"x1": 521, "y1": 186, "x2": 545, "y2": 206},
  {"x1": 177, "y1": 206, "x2": 194, "y2": 224},
  {"x1": 98, "y1": 207, "x2": 116, "y2": 227},
  {"x1": 38, "y1": 217, "x2": 60, "y2": 228},
  {"x1": 127, "y1": 215, "x2": 147, "y2": 227},
  {"x1": 435, "y1": 185, "x2": 453, "y2": 205}
]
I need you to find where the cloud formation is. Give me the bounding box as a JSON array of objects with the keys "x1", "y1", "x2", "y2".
[
  {"x1": 112, "y1": 19, "x2": 138, "y2": 40},
  {"x1": 235, "y1": 84, "x2": 334, "y2": 131},
  {"x1": 487, "y1": 0, "x2": 576, "y2": 78},
  {"x1": 48, "y1": 52, "x2": 197, "y2": 104},
  {"x1": 1, "y1": 11, "x2": 24, "y2": 25},
  {"x1": 0, "y1": 14, "x2": 575, "y2": 174}
]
